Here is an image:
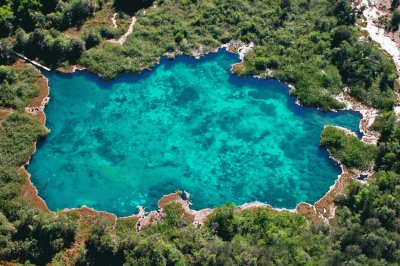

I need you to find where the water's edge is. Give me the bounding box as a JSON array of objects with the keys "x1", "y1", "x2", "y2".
[{"x1": 20, "y1": 41, "x2": 379, "y2": 227}]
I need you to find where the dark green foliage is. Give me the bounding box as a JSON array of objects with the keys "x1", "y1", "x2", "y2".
[
  {"x1": 0, "y1": 66, "x2": 16, "y2": 84},
  {"x1": 59, "y1": 0, "x2": 96, "y2": 29},
  {"x1": 373, "y1": 112, "x2": 400, "y2": 172},
  {"x1": 331, "y1": 25, "x2": 357, "y2": 47},
  {"x1": 0, "y1": 39, "x2": 12, "y2": 64},
  {"x1": 393, "y1": 0, "x2": 400, "y2": 9},
  {"x1": 207, "y1": 203, "x2": 236, "y2": 241},
  {"x1": 83, "y1": 28, "x2": 102, "y2": 49},
  {"x1": 15, "y1": 28, "x2": 86, "y2": 67},
  {"x1": 321, "y1": 126, "x2": 378, "y2": 170},
  {"x1": 11, "y1": 0, "x2": 43, "y2": 31},
  {"x1": 3, "y1": 0, "x2": 102, "y2": 32},
  {"x1": 332, "y1": 171, "x2": 400, "y2": 264},
  {"x1": 332, "y1": 0, "x2": 356, "y2": 26},
  {"x1": 390, "y1": 10, "x2": 400, "y2": 31},
  {"x1": 79, "y1": 203, "x2": 327, "y2": 265},
  {"x1": 77, "y1": 221, "x2": 124, "y2": 266}
]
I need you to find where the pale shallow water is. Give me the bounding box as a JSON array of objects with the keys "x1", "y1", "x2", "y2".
[{"x1": 28, "y1": 50, "x2": 362, "y2": 216}]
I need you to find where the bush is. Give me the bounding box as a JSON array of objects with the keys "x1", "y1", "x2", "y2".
[
  {"x1": 0, "y1": 66, "x2": 16, "y2": 84},
  {"x1": 331, "y1": 25, "x2": 357, "y2": 47},
  {"x1": 83, "y1": 29, "x2": 102, "y2": 49},
  {"x1": 254, "y1": 57, "x2": 268, "y2": 70},
  {"x1": 0, "y1": 39, "x2": 12, "y2": 64},
  {"x1": 389, "y1": 10, "x2": 400, "y2": 31},
  {"x1": 60, "y1": 0, "x2": 96, "y2": 29}
]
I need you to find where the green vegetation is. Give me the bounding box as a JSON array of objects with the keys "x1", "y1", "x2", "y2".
[
  {"x1": 0, "y1": 0, "x2": 400, "y2": 265},
  {"x1": 0, "y1": 63, "x2": 77, "y2": 265},
  {"x1": 80, "y1": 0, "x2": 398, "y2": 110},
  {"x1": 0, "y1": 65, "x2": 39, "y2": 109},
  {"x1": 0, "y1": 113, "x2": 77, "y2": 265},
  {"x1": 1, "y1": 0, "x2": 122, "y2": 67},
  {"x1": 15, "y1": 28, "x2": 86, "y2": 67},
  {"x1": 1, "y1": 0, "x2": 105, "y2": 33},
  {"x1": 75, "y1": 166, "x2": 400, "y2": 265},
  {"x1": 76, "y1": 203, "x2": 327, "y2": 265},
  {"x1": 0, "y1": 0, "x2": 397, "y2": 110},
  {"x1": 389, "y1": 10, "x2": 400, "y2": 31},
  {"x1": 321, "y1": 126, "x2": 378, "y2": 170},
  {"x1": 71, "y1": 113, "x2": 400, "y2": 265}
]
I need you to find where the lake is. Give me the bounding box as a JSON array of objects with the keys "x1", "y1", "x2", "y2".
[{"x1": 27, "y1": 50, "x2": 362, "y2": 216}]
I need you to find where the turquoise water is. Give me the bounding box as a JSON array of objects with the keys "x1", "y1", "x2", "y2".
[{"x1": 28, "y1": 50, "x2": 362, "y2": 216}]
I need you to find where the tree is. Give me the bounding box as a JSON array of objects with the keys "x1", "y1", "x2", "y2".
[
  {"x1": 333, "y1": 0, "x2": 356, "y2": 26},
  {"x1": 207, "y1": 204, "x2": 237, "y2": 241},
  {"x1": 61, "y1": 0, "x2": 95, "y2": 29},
  {"x1": 389, "y1": 10, "x2": 400, "y2": 31},
  {"x1": 12, "y1": 0, "x2": 43, "y2": 31},
  {"x1": 0, "y1": 39, "x2": 11, "y2": 64},
  {"x1": 0, "y1": 5, "x2": 14, "y2": 37},
  {"x1": 27, "y1": 28, "x2": 45, "y2": 55},
  {"x1": 70, "y1": 38, "x2": 85, "y2": 62},
  {"x1": 331, "y1": 25, "x2": 356, "y2": 47},
  {"x1": 0, "y1": 66, "x2": 16, "y2": 84},
  {"x1": 14, "y1": 28, "x2": 29, "y2": 51}
]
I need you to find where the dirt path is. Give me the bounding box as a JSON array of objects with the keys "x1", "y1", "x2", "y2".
[
  {"x1": 108, "y1": 16, "x2": 136, "y2": 45},
  {"x1": 111, "y1": 13, "x2": 118, "y2": 28}
]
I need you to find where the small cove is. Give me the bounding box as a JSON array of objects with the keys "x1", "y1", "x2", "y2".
[{"x1": 27, "y1": 50, "x2": 362, "y2": 216}]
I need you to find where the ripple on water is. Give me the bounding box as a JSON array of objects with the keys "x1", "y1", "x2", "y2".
[{"x1": 28, "y1": 50, "x2": 362, "y2": 216}]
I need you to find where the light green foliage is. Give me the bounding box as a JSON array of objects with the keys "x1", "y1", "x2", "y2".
[
  {"x1": 321, "y1": 125, "x2": 378, "y2": 170},
  {"x1": 0, "y1": 65, "x2": 40, "y2": 109},
  {"x1": 0, "y1": 112, "x2": 46, "y2": 167}
]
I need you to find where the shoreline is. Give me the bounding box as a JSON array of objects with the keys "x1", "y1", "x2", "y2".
[
  {"x1": 19, "y1": 0, "x2": 399, "y2": 224},
  {"x1": 21, "y1": 44, "x2": 380, "y2": 226}
]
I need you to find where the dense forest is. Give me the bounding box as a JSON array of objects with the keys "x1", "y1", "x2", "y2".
[{"x1": 0, "y1": 0, "x2": 400, "y2": 265}]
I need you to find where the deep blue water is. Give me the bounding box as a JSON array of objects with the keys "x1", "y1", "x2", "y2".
[{"x1": 27, "y1": 50, "x2": 362, "y2": 216}]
